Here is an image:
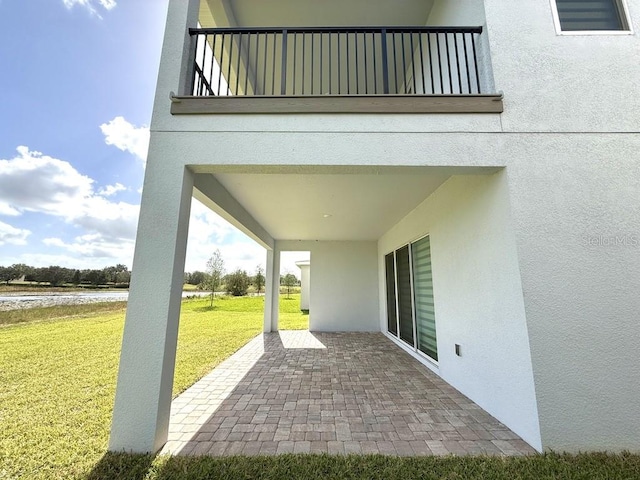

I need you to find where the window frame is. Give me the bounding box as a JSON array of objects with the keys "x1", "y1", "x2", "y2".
[
  {"x1": 383, "y1": 233, "x2": 439, "y2": 365},
  {"x1": 550, "y1": 0, "x2": 634, "y2": 35}
]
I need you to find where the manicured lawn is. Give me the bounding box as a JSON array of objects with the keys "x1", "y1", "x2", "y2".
[
  {"x1": 278, "y1": 293, "x2": 308, "y2": 330},
  {"x1": 1, "y1": 295, "x2": 638, "y2": 479},
  {"x1": 88, "y1": 451, "x2": 640, "y2": 480},
  {"x1": 0, "y1": 294, "x2": 306, "y2": 479},
  {"x1": 0, "y1": 301, "x2": 128, "y2": 327}
]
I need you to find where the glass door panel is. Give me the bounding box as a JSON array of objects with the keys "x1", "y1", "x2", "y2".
[
  {"x1": 396, "y1": 245, "x2": 414, "y2": 346},
  {"x1": 385, "y1": 252, "x2": 398, "y2": 336},
  {"x1": 411, "y1": 236, "x2": 437, "y2": 360}
]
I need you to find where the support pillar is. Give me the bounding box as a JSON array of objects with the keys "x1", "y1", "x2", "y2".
[
  {"x1": 263, "y1": 245, "x2": 280, "y2": 332},
  {"x1": 109, "y1": 164, "x2": 194, "y2": 453}
]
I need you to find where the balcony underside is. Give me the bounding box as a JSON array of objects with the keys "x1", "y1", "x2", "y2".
[{"x1": 170, "y1": 94, "x2": 503, "y2": 114}]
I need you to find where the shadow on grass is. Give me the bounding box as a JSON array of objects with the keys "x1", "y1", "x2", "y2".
[
  {"x1": 86, "y1": 452, "x2": 156, "y2": 480},
  {"x1": 192, "y1": 305, "x2": 219, "y2": 313},
  {"x1": 85, "y1": 451, "x2": 640, "y2": 480}
]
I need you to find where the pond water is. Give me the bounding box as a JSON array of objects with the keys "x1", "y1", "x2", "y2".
[{"x1": 0, "y1": 291, "x2": 210, "y2": 311}]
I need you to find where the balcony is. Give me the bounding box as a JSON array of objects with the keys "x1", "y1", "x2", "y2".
[{"x1": 171, "y1": 26, "x2": 503, "y2": 115}]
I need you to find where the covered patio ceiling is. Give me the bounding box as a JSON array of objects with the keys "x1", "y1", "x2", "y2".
[
  {"x1": 200, "y1": 169, "x2": 451, "y2": 241},
  {"x1": 200, "y1": 0, "x2": 436, "y2": 28}
]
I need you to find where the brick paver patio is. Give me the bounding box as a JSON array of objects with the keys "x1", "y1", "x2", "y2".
[{"x1": 160, "y1": 331, "x2": 535, "y2": 457}]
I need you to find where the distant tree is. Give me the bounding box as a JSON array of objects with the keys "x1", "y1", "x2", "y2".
[
  {"x1": 253, "y1": 265, "x2": 265, "y2": 294},
  {"x1": 115, "y1": 269, "x2": 131, "y2": 285},
  {"x1": 85, "y1": 269, "x2": 107, "y2": 286},
  {"x1": 226, "y1": 269, "x2": 250, "y2": 296},
  {"x1": 45, "y1": 266, "x2": 69, "y2": 287},
  {"x1": 189, "y1": 271, "x2": 206, "y2": 286},
  {"x1": 72, "y1": 270, "x2": 81, "y2": 286},
  {"x1": 282, "y1": 272, "x2": 298, "y2": 299},
  {"x1": 0, "y1": 266, "x2": 10, "y2": 285},
  {"x1": 204, "y1": 249, "x2": 225, "y2": 307},
  {"x1": 10, "y1": 264, "x2": 30, "y2": 281}
]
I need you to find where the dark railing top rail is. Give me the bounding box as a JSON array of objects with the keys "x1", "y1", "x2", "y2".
[{"x1": 190, "y1": 26, "x2": 483, "y2": 35}]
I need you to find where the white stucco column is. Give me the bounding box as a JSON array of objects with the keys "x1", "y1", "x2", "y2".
[
  {"x1": 109, "y1": 163, "x2": 194, "y2": 453},
  {"x1": 263, "y1": 245, "x2": 280, "y2": 332}
]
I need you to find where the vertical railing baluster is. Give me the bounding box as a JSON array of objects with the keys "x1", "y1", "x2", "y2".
[
  {"x1": 392, "y1": 32, "x2": 399, "y2": 94},
  {"x1": 292, "y1": 32, "x2": 297, "y2": 95},
  {"x1": 372, "y1": 32, "x2": 378, "y2": 94},
  {"x1": 410, "y1": 33, "x2": 417, "y2": 95},
  {"x1": 337, "y1": 32, "x2": 341, "y2": 94},
  {"x1": 380, "y1": 29, "x2": 389, "y2": 94},
  {"x1": 244, "y1": 32, "x2": 251, "y2": 95},
  {"x1": 418, "y1": 33, "x2": 426, "y2": 94},
  {"x1": 281, "y1": 29, "x2": 288, "y2": 95},
  {"x1": 200, "y1": 34, "x2": 208, "y2": 94},
  {"x1": 318, "y1": 32, "x2": 324, "y2": 95},
  {"x1": 346, "y1": 32, "x2": 351, "y2": 94},
  {"x1": 311, "y1": 33, "x2": 315, "y2": 94},
  {"x1": 209, "y1": 34, "x2": 218, "y2": 96},
  {"x1": 329, "y1": 32, "x2": 333, "y2": 94},
  {"x1": 253, "y1": 32, "x2": 259, "y2": 95},
  {"x1": 235, "y1": 33, "x2": 243, "y2": 95},
  {"x1": 454, "y1": 33, "x2": 462, "y2": 94},
  {"x1": 226, "y1": 33, "x2": 233, "y2": 95},
  {"x1": 471, "y1": 32, "x2": 481, "y2": 94},
  {"x1": 271, "y1": 32, "x2": 277, "y2": 95},
  {"x1": 262, "y1": 33, "x2": 267, "y2": 95},
  {"x1": 401, "y1": 32, "x2": 408, "y2": 93},
  {"x1": 435, "y1": 33, "x2": 442, "y2": 94},
  {"x1": 302, "y1": 33, "x2": 306, "y2": 95},
  {"x1": 445, "y1": 32, "x2": 453, "y2": 93},
  {"x1": 218, "y1": 33, "x2": 226, "y2": 96},
  {"x1": 189, "y1": 33, "x2": 198, "y2": 95},
  {"x1": 355, "y1": 33, "x2": 360, "y2": 94},
  {"x1": 462, "y1": 32, "x2": 470, "y2": 94},
  {"x1": 363, "y1": 32, "x2": 367, "y2": 94}
]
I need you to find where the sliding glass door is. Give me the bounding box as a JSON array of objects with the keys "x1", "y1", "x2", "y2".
[
  {"x1": 385, "y1": 235, "x2": 438, "y2": 362},
  {"x1": 396, "y1": 245, "x2": 414, "y2": 346},
  {"x1": 411, "y1": 236, "x2": 438, "y2": 360},
  {"x1": 384, "y1": 253, "x2": 397, "y2": 335}
]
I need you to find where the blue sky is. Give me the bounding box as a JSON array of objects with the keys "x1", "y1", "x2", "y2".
[{"x1": 0, "y1": 0, "x2": 306, "y2": 275}]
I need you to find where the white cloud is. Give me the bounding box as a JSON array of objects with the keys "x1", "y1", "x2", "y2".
[
  {"x1": 0, "y1": 146, "x2": 139, "y2": 262},
  {"x1": 0, "y1": 145, "x2": 271, "y2": 273},
  {"x1": 62, "y1": 0, "x2": 116, "y2": 17},
  {"x1": 99, "y1": 182, "x2": 126, "y2": 197},
  {"x1": 100, "y1": 116, "x2": 150, "y2": 164},
  {"x1": 98, "y1": 0, "x2": 116, "y2": 10},
  {"x1": 44, "y1": 233, "x2": 134, "y2": 260},
  {"x1": 183, "y1": 199, "x2": 266, "y2": 273},
  {"x1": 0, "y1": 220, "x2": 31, "y2": 246}
]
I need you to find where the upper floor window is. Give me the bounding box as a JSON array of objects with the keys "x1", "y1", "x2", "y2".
[{"x1": 553, "y1": 0, "x2": 631, "y2": 32}]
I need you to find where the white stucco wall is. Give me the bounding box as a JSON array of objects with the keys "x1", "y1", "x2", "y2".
[
  {"x1": 484, "y1": 0, "x2": 640, "y2": 132},
  {"x1": 379, "y1": 172, "x2": 542, "y2": 451},
  {"x1": 296, "y1": 261, "x2": 310, "y2": 311},
  {"x1": 505, "y1": 137, "x2": 640, "y2": 452},
  {"x1": 280, "y1": 240, "x2": 379, "y2": 332}
]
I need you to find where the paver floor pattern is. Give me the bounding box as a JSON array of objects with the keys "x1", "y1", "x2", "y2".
[{"x1": 161, "y1": 331, "x2": 535, "y2": 457}]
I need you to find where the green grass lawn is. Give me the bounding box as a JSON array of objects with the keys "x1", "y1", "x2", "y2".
[
  {"x1": 0, "y1": 294, "x2": 305, "y2": 479},
  {"x1": 0, "y1": 295, "x2": 638, "y2": 479}
]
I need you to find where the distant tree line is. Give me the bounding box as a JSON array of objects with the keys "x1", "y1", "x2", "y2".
[
  {"x1": 0, "y1": 263, "x2": 131, "y2": 287},
  {"x1": 182, "y1": 249, "x2": 295, "y2": 301},
  {"x1": 183, "y1": 267, "x2": 268, "y2": 298}
]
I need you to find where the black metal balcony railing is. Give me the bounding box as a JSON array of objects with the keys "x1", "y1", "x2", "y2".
[{"x1": 189, "y1": 26, "x2": 484, "y2": 98}]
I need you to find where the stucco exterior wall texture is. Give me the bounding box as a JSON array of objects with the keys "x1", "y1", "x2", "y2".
[
  {"x1": 379, "y1": 173, "x2": 541, "y2": 450},
  {"x1": 278, "y1": 241, "x2": 379, "y2": 332},
  {"x1": 110, "y1": 0, "x2": 640, "y2": 453}
]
